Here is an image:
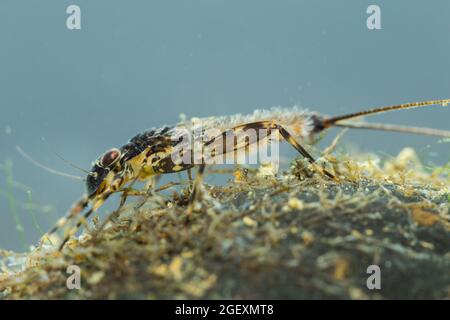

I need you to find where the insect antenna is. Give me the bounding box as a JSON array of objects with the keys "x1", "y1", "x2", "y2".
[
  {"x1": 323, "y1": 99, "x2": 450, "y2": 127},
  {"x1": 332, "y1": 121, "x2": 450, "y2": 138},
  {"x1": 52, "y1": 150, "x2": 93, "y2": 176},
  {"x1": 16, "y1": 146, "x2": 85, "y2": 181},
  {"x1": 40, "y1": 137, "x2": 95, "y2": 176},
  {"x1": 320, "y1": 99, "x2": 450, "y2": 138}
]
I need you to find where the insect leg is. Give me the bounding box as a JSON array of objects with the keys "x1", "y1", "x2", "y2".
[
  {"x1": 58, "y1": 207, "x2": 94, "y2": 251},
  {"x1": 204, "y1": 121, "x2": 336, "y2": 180},
  {"x1": 58, "y1": 191, "x2": 114, "y2": 250},
  {"x1": 274, "y1": 124, "x2": 336, "y2": 180},
  {"x1": 90, "y1": 170, "x2": 146, "y2": 238},
  {"x1": 154, "y1": 181, "x2": 182, "y2": 193},
  {"x1": 187, "y1": 164, "x2": 206, "y2": 214},
  {"x1": 47, "y1": 195, "x2": 89, "y2": 236}
]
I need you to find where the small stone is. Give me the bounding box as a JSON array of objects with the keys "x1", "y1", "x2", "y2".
[
  {"x1": 301, "y1": 231, "x2": 314, "y2": 246},
  {"x1": 243, "y1": 216, "x2": 257, "y2": 227},
  {"x1": 349, "y1": 287, "x2": 366, "y2": 300},
  {"x1": 87, "y1": 271, "x2": 105, "y2": 285},
  {"x1": 351, "y1": 230, "x2": 364, "y2": 239},
  {"x1": 288, "y1": 198, "x2": 304, "y2": 210}
]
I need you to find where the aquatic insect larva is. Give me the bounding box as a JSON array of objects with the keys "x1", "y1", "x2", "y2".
[{"x1": 38, "y1": 99, "x2": 450, "y2": 250}]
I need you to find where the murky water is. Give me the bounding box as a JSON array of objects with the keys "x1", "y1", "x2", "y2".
[{"x1": 1, "y1": 1, "x2": 449, "y2": 251}]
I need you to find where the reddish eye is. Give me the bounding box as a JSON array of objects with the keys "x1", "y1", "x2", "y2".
[{"x1": 100, "y1": 148, "x2": 121, "y2": 167}]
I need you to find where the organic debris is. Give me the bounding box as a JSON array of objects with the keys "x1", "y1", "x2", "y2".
[{"x1": 1, "y1": 148, "x2": 449, "y2": 299}]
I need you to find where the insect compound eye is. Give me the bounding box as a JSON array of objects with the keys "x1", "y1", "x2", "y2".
[{"x1": 100, "y1": 148, "x2": 121, "y2": 168}]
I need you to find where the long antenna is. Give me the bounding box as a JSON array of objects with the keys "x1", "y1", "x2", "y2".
[
  {"x1": 323, "y1": 99, "x2": 450, "y2": 127},
  {"x1": 53, "y1": 151, "x2": 93, "y2": 176},
  {"x1": 40, "y1": 137, "x2": 93, "y2": 176},
  {"x1": 16, "y1": 146, "x2": 85, "y2": 181},
  {"x1": 334, "y1": 121, "x2": 450, "y2": 138}
]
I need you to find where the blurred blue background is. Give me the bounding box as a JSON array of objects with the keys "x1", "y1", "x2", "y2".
[{"x1": 1, "y1": 0, "x2": 449, "y2": 251}]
